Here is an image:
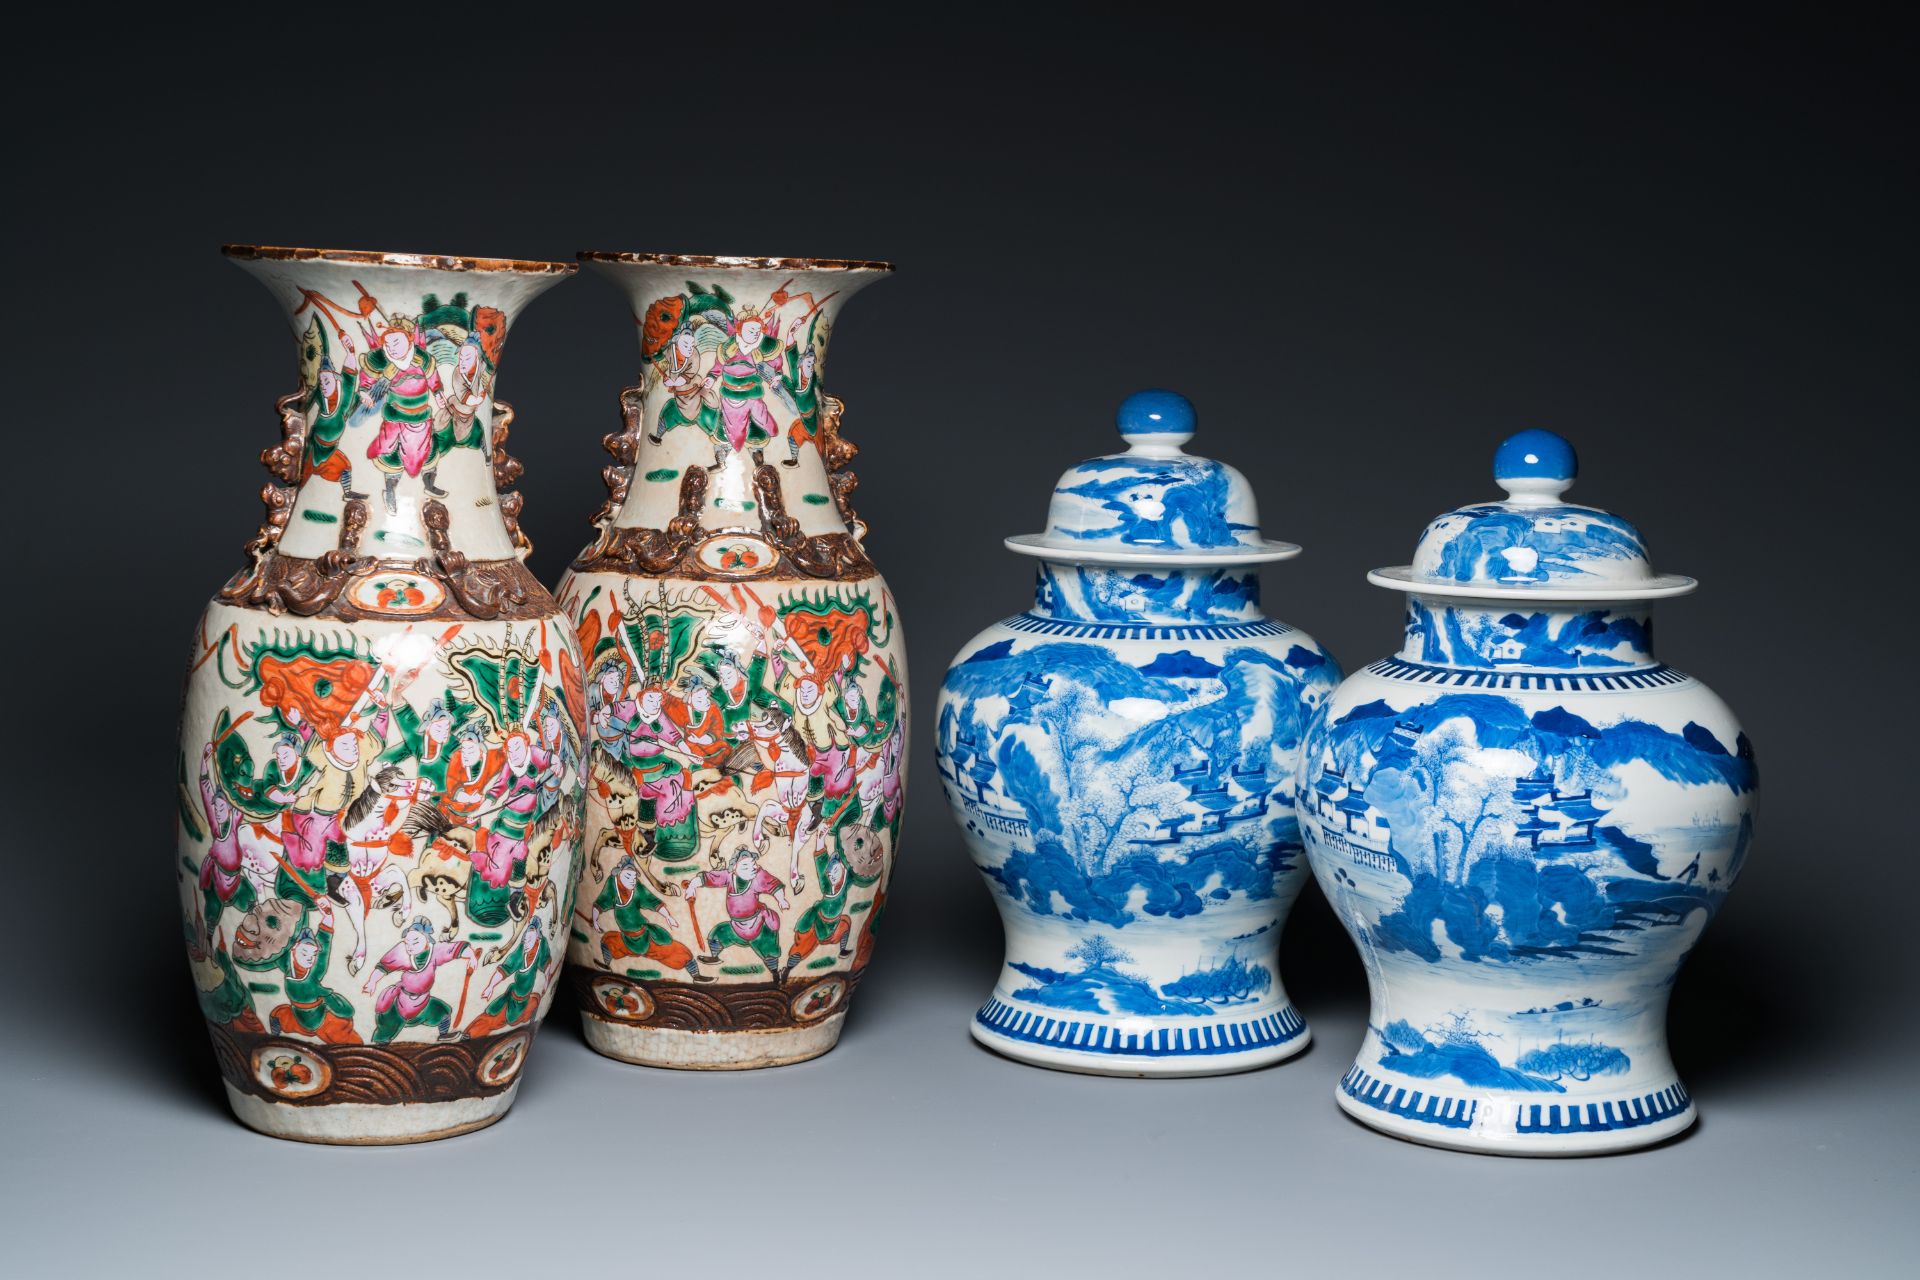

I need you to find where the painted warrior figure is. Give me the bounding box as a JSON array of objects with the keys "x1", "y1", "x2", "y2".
[
  {"x1": 669, "y1": 672, "x2": 731, "y2": 773},
  {"x1": 281, "y1": 717, "x2": 384, "y2": 901},
  {"x1": 466, "y1": 914, "x2": 553, "y2": 1038},
  {"x1": 196, "y1": 742, "x2": 255, "y2": 943},
  {"x1": 688, "y1": 846, "x2": 789, "y2": 976},
  {"x1": 471, "y1": 732, "x2": 541, "y2": 927},
  {"x1": 651, "y1": 327, "x2": 720, "y2": 443},
  {"x1": 843, "y1": 667, "x2": 904, "y2": 838},
  {"x1": 784, "y1": 840, "x2": 868, "y2": 982},
  {"x1": 589, "y1": 656, "x2": 636, "y2": 758},
  {"x1": 699, "y1": 309, "x2": 788, "y2": 469},
  {"x1": 360, "y1": 315, "x2": 450, "y2": 512},
  {"x1": 707, "y1": 648, "x2": 769, "y2": 739},
  {"x1": 304, "y1": 350, "x2": 367, "y2": 500},
  {"x1": 365, "y1": 917, "x2": 477, "y2": 1043},
  {"x1": 592, "y1": 854, "x2": 705, "y2": 981},
  {"x1": 440, "y1": 331, "x2": 494, "y2": 449},
  {"x1": 389, "y1": 697, "x2": 458, "y2": 808},
  {"x1": 623, "y1": 684, "x2": 696, "y2": 829},
  {"x1": 267, "y1": 900, "x2": 360, "y2": 1043},
  {"x1": 532, "y1": 700, "x2": 580, "y2": 822},
  {"x1": 779, "y1": 311, "x2": 823, "y2": 467}
]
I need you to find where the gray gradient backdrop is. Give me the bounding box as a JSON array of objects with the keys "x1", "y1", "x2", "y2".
[{"x1": 4, "y1": 8, "x2": 1914, "y2": 1277}]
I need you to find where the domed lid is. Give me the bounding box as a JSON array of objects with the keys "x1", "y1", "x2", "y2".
[
  {"x1": 1369, "y1": 429, "x2": 1696, "y2": 600},
  {"x1": 1004, "y1": 390, "x2": 1300, "y2": 566}
]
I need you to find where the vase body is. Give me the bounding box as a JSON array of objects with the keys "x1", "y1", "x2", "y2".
[
  {"x1": 936, "y1": 393, "x2": 1338, "y2": 1076},
  {"x1": 558, "y1": 253, "x2": 905, "y2": 1070},
  {"x1": 177, "y1": 247, "x2": 585, "y2": 1143},
  {"x1": 1304, "y1": 431, "x2": 1755, "y2": 1154}
]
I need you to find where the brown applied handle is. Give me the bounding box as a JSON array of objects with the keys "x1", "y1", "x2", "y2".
[
  {"x1": 490, "y1": 398, "x2": 533, "y2": 560},
  {"x1": 817, "y1": 393, "x2": 868, "y2": 543}
]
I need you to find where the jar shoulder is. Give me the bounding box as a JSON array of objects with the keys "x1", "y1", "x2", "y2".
[
  {"x1": 1318, "y1": 661, "x2": 1755, "y2": 775},
  {"x1": 946, "y1": 611, "x2": 1335, "y2": 666},
  {"x1": 939, "y1": 613, "x2": 1341, "y2": 728}
]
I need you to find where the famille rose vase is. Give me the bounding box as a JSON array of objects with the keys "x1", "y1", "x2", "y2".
[
  {"x1": 1302, "y1": 430, "x2": 1756, "y2": 1155},
  {"x1": 177, "y1": 246, "x2": 587, "y2": 1143},
  {"x1": 557, "y1": 252, "x2": 906, "y2": 1071},
  {"x1": 936, "y1": 392, "x2": 1339, "y2": 1076}
]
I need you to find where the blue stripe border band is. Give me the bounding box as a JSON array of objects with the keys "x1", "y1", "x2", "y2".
[
  {"x1": 974, "y1": 997, "x2": 1306, "y2": 1058},
  {"x1": 1002, "y1": 614, "x2": 1294, "y2": 642},
  {"x1": 1365, "y1": 657, "x2": 1689, "y2": 692},
  {"x1": 1340, "y1": 1065, "x2": 1693, "y2": 1135}
]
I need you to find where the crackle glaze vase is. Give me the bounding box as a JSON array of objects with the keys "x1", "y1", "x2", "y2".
[
  {"x1": 557, "y1": 252, "x2": 905, "y2": 1070},
  {"x1": 936, "y1": 391, "x2": 1339, "y2": 1076},
  {"x1": 177, "y1": 246, "x2": 587, "y2": 1143},
  {"x1": 1302, "y1": 430, "x2": 1755, "y2": 1155}
]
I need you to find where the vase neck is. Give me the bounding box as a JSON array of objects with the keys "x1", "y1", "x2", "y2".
[
  {"x1": 611, "y1": 406, "x2": 854, "y2": 541},
  {"x1": 1033, "y1": 562, "x2": 1264, "y2": 625},
  {"x1": 274, "y1": 382, "x2": 518, "y2": 563},
  {"x1": 571, "y1": 260, "x2": 890, "y2": 578},
  {"x1": 1399, "y1": 594, "x2": 1658, "y2": 670},
  {"x1": 218, "y1": 251, "x2": 572, "y2": 620}
]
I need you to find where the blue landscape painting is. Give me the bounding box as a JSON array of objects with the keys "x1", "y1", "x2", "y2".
[
  {"x1": 1051, "y1": 455, "x2": 1256, "y2": 549},
  {"x1": 1008, "y1": 936, "x2": 1274, "y2": 1017},
  {"x1": 1403, "y1": 599, "x2": 1654, "y2": 669},
  {"x1": 1036, "y1": 562, "x2": 1260, "y2": 623},
  {"x1": 1420, "y1": 503, "x2": 1647, "y2": 583},
  {"x1": 1377, "y1": 1014, "x2": 1631, "y2": 1093},
  {"x1": 939, "y1": 637, "x2": 1337, "y2": 930},
  {"x1": 1310, "y1": 692, "x2": 1757, "y2": 965}
]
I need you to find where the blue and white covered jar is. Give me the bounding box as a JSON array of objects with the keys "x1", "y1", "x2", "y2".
[
  {"x1": 935, "y1": 391, "x2": 1339, "y2": 1076},
  {"x1": 1303, "y1": 430, "x2": 1756, "y2": 1154}
]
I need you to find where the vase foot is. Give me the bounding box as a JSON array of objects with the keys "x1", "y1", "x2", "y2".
[
  {"x1": 222, "y1": 1082, "x2": 518, "y2": 1145},
  {"x1": 1333, "y1": 1063, "x2": 1697, "y2": 1156},
  {"x1": 970, "y1": 996, "x2": 1310, "y2": 1078},
  {"x1": 580, "y1": 1011, "x2": 846, "y2": 1070}
]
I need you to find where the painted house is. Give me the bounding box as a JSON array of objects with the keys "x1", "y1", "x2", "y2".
[
  {"x1": 1310, "y1": 766, "x2": 1394, "y2": 867},
  {"x1": 1512, "y1": 772, "x2": 1605, "y2": 850}
]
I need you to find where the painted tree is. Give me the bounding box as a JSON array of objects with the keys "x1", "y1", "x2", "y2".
[
  {"x1": 1365, "y1": 716, "x2": 1529, "y2": 882},
  {"x1": 1515, "y1": 1040, "x2": 1631, "y2": 1082},
  {"x1": 1160, "y1": 955, "x2": 1273, "y2": 1004},
  {"x1": 1065, "y1": 935, "x2": 1131, "y2": 972}
]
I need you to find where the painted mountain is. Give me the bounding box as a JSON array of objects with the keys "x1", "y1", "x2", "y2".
[
  {"x1": 941, "y1": 638, "x2": 1334, "y2": 929},
  {"x1": 1314, "y1": 692, "x2": 1757, "y2": 964}
]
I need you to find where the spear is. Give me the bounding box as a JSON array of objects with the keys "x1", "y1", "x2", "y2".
[{"x1": 453, "y1": 949, "x2": 476, "y2": 1029}]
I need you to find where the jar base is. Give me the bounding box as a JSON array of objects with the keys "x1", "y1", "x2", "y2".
[
  {"x1": 579, "y1": 1011, "x2": 846, "y2": 1070},
  {"x1": 970, "y1": 996, "x2": 1310, "y2": 1078},
  {"x1": 1334, "y1": 1063, "x2": 1697, "y2": 1156},
  {"x1": 222, "y1": 1082, "x2": 518, "y2": 1145}
]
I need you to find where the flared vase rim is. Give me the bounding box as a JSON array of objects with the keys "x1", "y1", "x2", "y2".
[
  {"x1": 222, "y1": 244, "x2": 578, "y2": 275},
  {"x1": 577, "y1": 250, "x2": 894, "y2": 273}
]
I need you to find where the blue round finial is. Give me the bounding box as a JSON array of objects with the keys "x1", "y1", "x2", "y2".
[
  {"x1": 1494, "y1": 429, "x2": 1577, "y2": 482},
  {"x1": 1116, "y1": 389, "x2": 1195, "y2": 448},
  {"x1": 1493, "y1": 429, "x2": 1577, "y2": 503}
]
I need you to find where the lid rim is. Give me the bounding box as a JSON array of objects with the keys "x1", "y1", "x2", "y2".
[
  {"x1": 1006, "y1": 534, "x2": 1302, "y2": 567},
  {"x1": 1367, "y1": 566, "x2": 1698, "y2": 601}
]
